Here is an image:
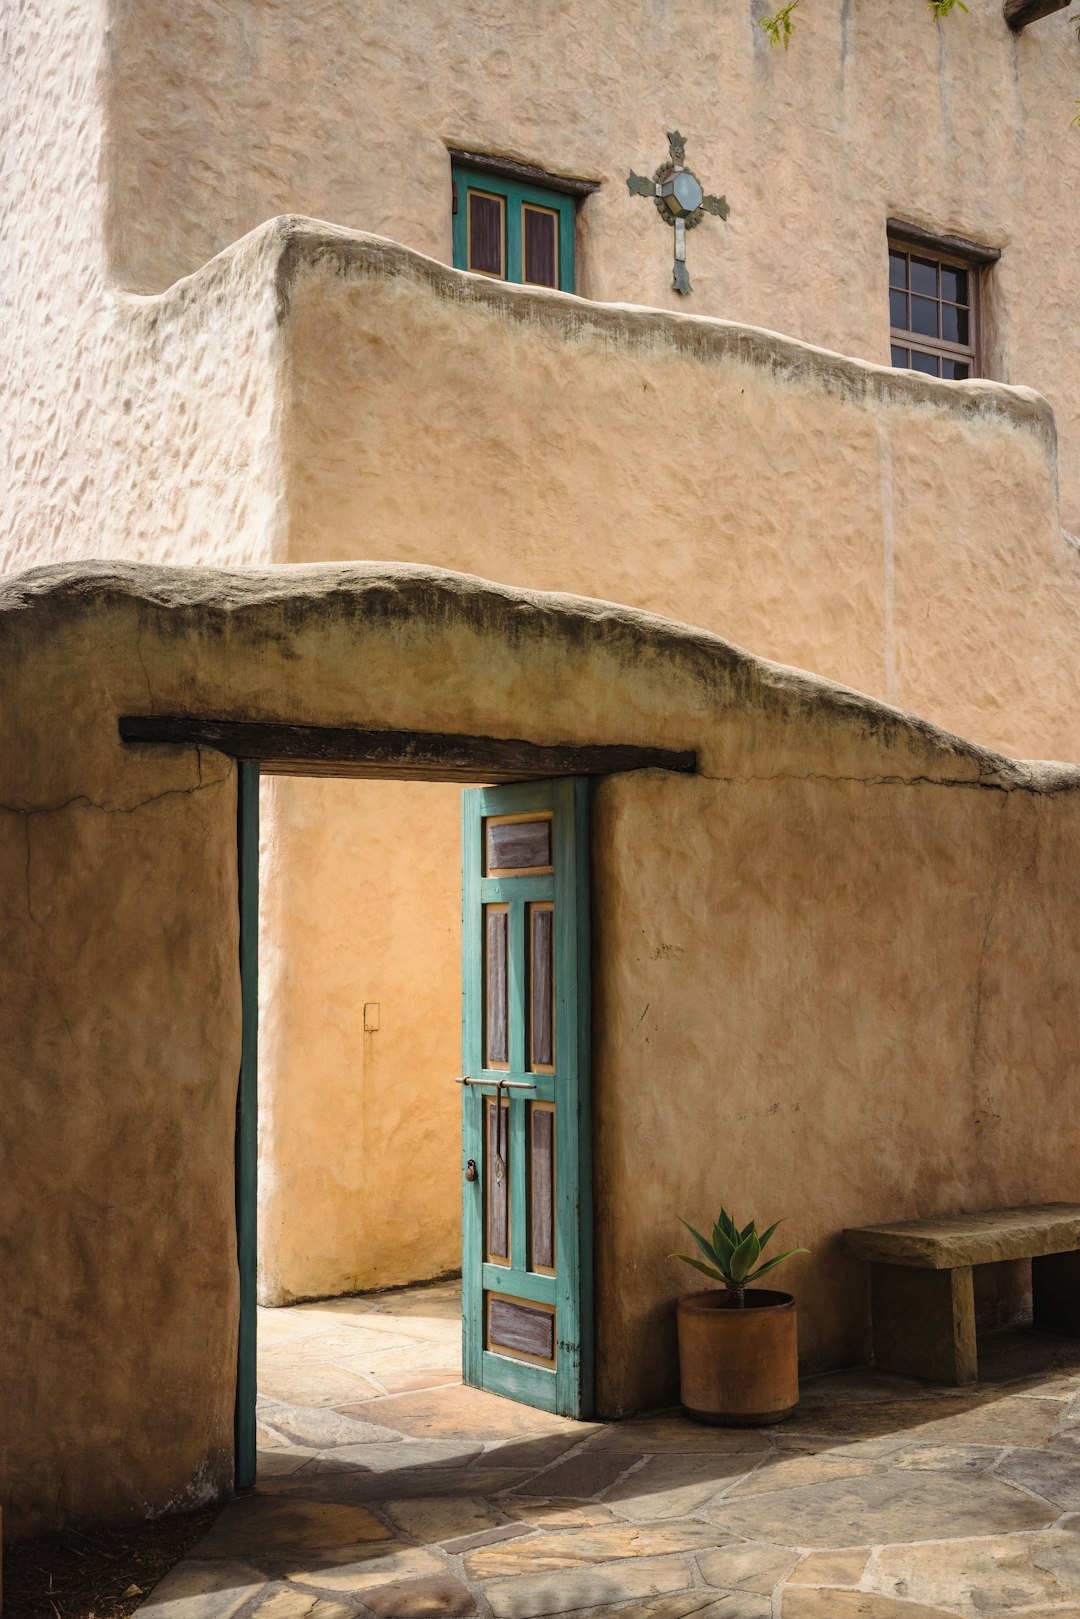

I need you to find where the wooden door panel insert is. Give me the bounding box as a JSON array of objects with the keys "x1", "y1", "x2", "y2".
[
  {"x1": 485, "y1": 812, "x2": 554, "y2": 877},
  {"x1": 487, "y1": 1293, "x2": 557, "y2": 1368},
  {"x1": 484, "y1": 904, "x2": 510, "y2": 1070},
  {"x1": 485, "y1": 1097, "x2": 511, "y2": 1264},
  {"x1": 528, "y1": 902, "x2": 555, "y2": 1073},
  {"x1": 529, "y1": 1101, "x2": 556, "y2": 1275}
]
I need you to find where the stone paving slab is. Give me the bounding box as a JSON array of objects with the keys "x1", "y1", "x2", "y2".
[
  {"x1": 285, "y1": 1543, "x2": 447, "y2": 1593},
  {"x1": 191, "y1": 1497, "x2": 391, "y2": 1560},
  {"x1": 138, "y1": 1284, "x2": 1080, "y2": 1619},
  {"x1": 138, "y1": 1560, "x2": 268, "y2": 1617},
  {"x1": 781, "y1": 1594, "x2": 956, "y2": 1618},
  {"x1": 870, "y1": 1530, "x2": 1080, "y2": 1613},
  {"x1": 342, "y1": 1383, "x2": 584, "y2": 1441},
  {"x1": 482, "y1": 1554, "x2": 696, "y2": 1618},
  {"x1": 249, "y1": 1589, "x2": 355, "y2": 1618}
]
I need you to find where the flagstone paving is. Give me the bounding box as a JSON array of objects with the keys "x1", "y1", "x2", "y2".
[{"x1": 140, "y1": 1280, "x2": 1080, "y2": 1619}]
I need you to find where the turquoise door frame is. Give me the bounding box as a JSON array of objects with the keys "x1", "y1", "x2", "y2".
[
  {"x1": 460, "y1": 778, "x2": 593, "y2": 1418},
  {"x1": 235, "y1": 759, "x2": 259, "y2": 1489}
]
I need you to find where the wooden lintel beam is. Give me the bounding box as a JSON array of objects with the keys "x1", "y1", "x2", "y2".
[
  {"x1": 118, "y1": 716, "x2": 697, "y2": 782},
  {"x1": 1003, "y1": 0, "x2": 1070, "y2": 31}
]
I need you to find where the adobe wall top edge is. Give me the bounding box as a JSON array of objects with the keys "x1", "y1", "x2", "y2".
[
  {"x1": 2, "y1": 557, "x2": 1077, "y2": 797},
  {"x1": 114, "y1": 214, "x2": 1059, "y2": 454}
]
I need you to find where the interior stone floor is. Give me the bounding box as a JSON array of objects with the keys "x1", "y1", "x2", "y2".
[{"x1": 140, "y1": 1280, "x2": 1080, "y2": 1618}]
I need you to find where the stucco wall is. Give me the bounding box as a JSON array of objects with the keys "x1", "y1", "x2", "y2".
[
  {"x1": 100, "y1": 1, "x2": 1080, "y2": 529},
  {"x1": 4, "y1": 559, "x2": 1080, "y2": 1535},
  {"x1": 0, "y1": 4, "x2": 288, "y2": 581},
  {"x1": 7, "y1": 188, "x2": 1080, "y2": 1312},
  {"x1": 592, "y1": 768, "x2": 1080, "y2": 1411},
  {"x1": 281, "y1": 229, "x2": 1076, "y2": 762},
  {"x1": 269, "y1": 224, "x2": 1080, "y2": 1304}
]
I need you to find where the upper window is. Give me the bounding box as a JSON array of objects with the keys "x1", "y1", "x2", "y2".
[
  {"x1": 889, "y1": 241, "x2": 978, "y2": 381},
  {"x1": 452, "y1": 163, "x2": 575, "y2": 293}
]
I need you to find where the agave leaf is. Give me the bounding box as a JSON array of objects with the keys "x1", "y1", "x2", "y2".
[
  {"x1": 729, "y1": 1229, "x2": 761, "y2": 1281},
  {"x1": 717, "y1": 1208, "x2": 739, "y2": 1245},
  {"x1": 679, "y1": 1219, "x2": 720, "y2": 1269},
  {"x1": 756, "y1": 1218, "x2": 783, "y2": 1253},
  {"x1": 711, "y1": 1222, "x2": 736, "y2": 1268},
  {"x1": 672, "y1": 1252, "x2": 727, "y2": 1284},
  {"x1": 740, "y1": 1217, "x2": 758, "y2": 1243},
  {"x1": 746, "y1": 1247, "x2": 809, "y2": 1283}
]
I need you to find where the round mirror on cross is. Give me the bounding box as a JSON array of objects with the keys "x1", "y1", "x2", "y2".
[{"x1": 627, "y1": 130, "x2": 730, "y2": 295}]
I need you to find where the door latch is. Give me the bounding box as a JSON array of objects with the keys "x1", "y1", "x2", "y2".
[{"x1": 465, "y1": 1158, "x2": 478, "y2": 1182}]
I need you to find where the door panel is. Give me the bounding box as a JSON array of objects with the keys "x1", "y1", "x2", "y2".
[{"x1": 461, "y1": 778, "x2": 592, "y2": 1417}]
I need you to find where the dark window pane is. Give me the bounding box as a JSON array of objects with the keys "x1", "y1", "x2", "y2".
[
  {"x1": 941, "y1": 304, "x2": 969, "y2": 346},
  {"x1": 911, "y1": 349, "x2": 939, "y2": 376},
  {"x1": 889, "y1": 289, "x2": 908, "y2": 330},
  {"x1": 941, "y1": 358, "x2": 970, "y2": 381},
  {"x1": 891, "y1": 345, "x2": 910, "y2": 368},
  {"x1": 910, "y1": 256, "x2": 938, "y2": 297},
  {"x1": 889, "y1": 251, "x2": 908, "y2": 289},
  {"x1": 524, "y1": 206, "x2": 558, "y2": 288},
  {"x1": 940, "y1": 266, "x2": 968, "y2": 305},
  {"x1": 910, "y1": 295, "x2": 938, "y2": 338},
  {"x1": 468, "y1": 191, "x2": 504, "y2": 277}
]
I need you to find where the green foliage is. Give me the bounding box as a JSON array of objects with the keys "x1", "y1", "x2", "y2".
[
  {"x1": 673, "y1": 1207, "x2": 807, "y2": 1306},
  {"x1": 928, "y1": 0, "x2": 969, "y2": 17},
  {"x1": 759, "y1": 0, "x2": 801, "y2": 50}
]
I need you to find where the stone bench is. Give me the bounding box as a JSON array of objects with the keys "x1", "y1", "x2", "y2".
[{"x1": 844, "y1": 1204, "x2": 1080, "y2": 1384}]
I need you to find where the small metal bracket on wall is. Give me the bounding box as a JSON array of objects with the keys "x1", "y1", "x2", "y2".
[{"x1": 627, "y1": 130, "x2": 729, "y2": 295}]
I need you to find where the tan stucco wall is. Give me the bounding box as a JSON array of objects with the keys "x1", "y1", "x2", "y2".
[
  {"x1": 258, "y1": 775, "x2": 462, "y2": 1303},
  {"x1": 592, "y1": 768, "x2": 1080, "y2": 1411},
  {"x1": 281, "y1": 230, "x2": 1076, "y2": 762},
  {"x1": 266, "y1": 226, "x2": 1080, "y2": 1305},
  {"x1": 6, "y1": 185, "x2": 1080, "y2": 1311},
  {"x1": 99, "y1": 1, "x2": 1080, "y2": 529},
  {"x1": 227, "y1": 222, "x2": 1080, "y2": 1314},
  {"x1": 5, "y1": 559, "x2": 1080, "y2": 1535},
  {"x1": 7, "y1": 9, "x2": 1080, "y2": 1318}
]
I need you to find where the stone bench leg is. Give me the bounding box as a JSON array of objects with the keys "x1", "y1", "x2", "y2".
[
  {"x1": 870, "y1": 1262, "x2": 977, "y2": 1384},
  {"x1": 1032, "y1": 1250, "x2": 1080, "y2": 1334}
]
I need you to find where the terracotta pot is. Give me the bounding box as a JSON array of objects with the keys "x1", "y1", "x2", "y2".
[{"x1": 676, "y1": 1288, "x2": 799, "y2": 1425}]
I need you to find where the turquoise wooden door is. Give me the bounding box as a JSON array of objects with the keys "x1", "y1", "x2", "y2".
[{"x1": 460, "y1": 779, "x2": 592, "y2": 1417}]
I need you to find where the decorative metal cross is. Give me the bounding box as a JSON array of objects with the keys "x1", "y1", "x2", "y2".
[{"x1": 627, "y1": 131, "x2": 729, "y2": 295}]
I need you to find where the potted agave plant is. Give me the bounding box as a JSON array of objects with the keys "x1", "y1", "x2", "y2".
[{"x1": 673, "y1": 1208, "x2": 807, "y2": 1426}]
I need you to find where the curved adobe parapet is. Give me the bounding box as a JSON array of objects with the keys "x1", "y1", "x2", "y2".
[
  {"x1": 3, "y1": 556, "x2": 1078, "y2": 802},
  {"x1": 116, "y1": 214, "x2": 1077, "y2": 765},
  {"x1": 264, "y1": 217, "x2": 1057, "y2": 452}
]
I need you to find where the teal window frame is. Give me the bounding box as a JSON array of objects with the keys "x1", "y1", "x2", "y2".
[{"x1": 452, "y1": 164, "x2": 575, "y2": 293}]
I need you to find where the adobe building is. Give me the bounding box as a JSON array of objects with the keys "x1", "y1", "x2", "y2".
[{"x1": 4, "y1": 0, "x2": 1080, "y2": 1535}]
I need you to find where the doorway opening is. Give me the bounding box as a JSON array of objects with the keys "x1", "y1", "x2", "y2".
[
  {"x1": 238, "y1": 765, "x2": 600, "y2": 1485},
  {"x1": 251, "y1": 773, "x2": 472, "y2": 1475}
]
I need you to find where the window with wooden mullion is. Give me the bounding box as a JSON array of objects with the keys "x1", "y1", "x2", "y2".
[{"x1": 889, "y1": 242, "x2": 978, "y2": 381}]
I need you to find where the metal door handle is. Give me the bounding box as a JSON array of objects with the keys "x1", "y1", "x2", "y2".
[{"x1": 453, "y1": 1076, "x2": 535, "y2": 1090}]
